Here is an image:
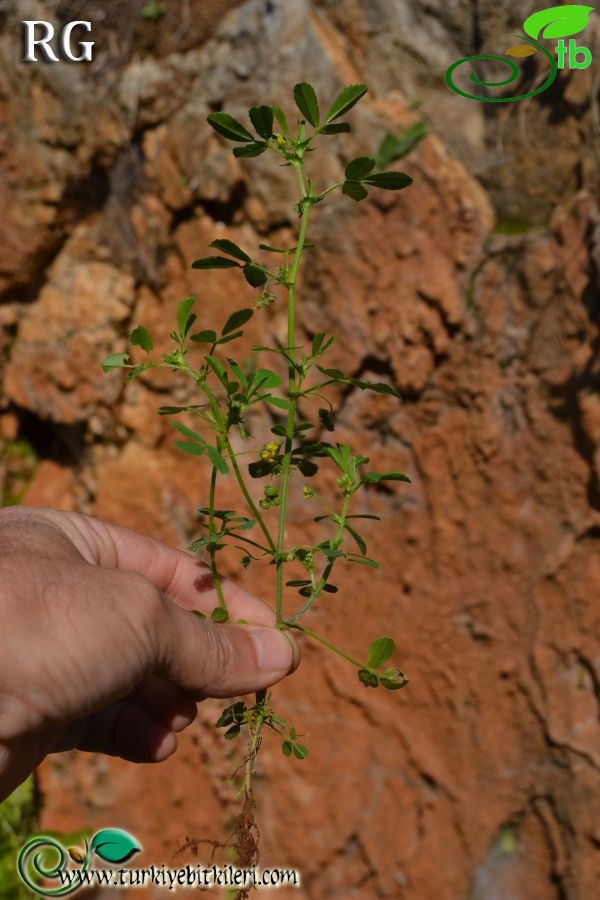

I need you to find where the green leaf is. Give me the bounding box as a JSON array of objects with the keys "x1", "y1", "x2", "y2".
[
  {"x1": 222, "y1": 308, "x2": 253, "y2": 335},
  {"x1": 322, "y1": 583, "x2": 338, "y2": 593},
  {"x1": 209, "y1": 239, "x2": 251, "y2": 263},
  {"x1": 346, "y1": 555, "x2": 380, "y2": 568},
  {"x1": 264, "y1": 395, "x2": 290, "y2": 411},
  {"x1": 358, "y1": 669, "x2": 379, "y2": 688},
  {"x1": 192, "y1": 609, "x2": 206, "y2": 620},
  {"x1": 325, "y1": 83, "x2": 368, "y2": 123},
  {"x1": 175, "y1": 440, "x2": 205, "y2": 456},
  {"x1": 217, "y1": 330, "x2": 244, "y2": 345},
  {"x1": 205, "y1": 355, "x2": 227, "y2": 382},
  {"x1": 159, "y1": 405, "x2": 203, "y2": 415},
  {"x1": 207, "y1": 446, "x2": 229, "y2": 474},
  {"x1": 282, "y1": 740, "x2": 293, "y2": 757},
  {"x1": 319, "y1": 122, "x2": 351, "y2": 135},
  {"x1": 272, "y1": 105, "x2": 290, "y2": 139},
  {"x1": 342, "y1": 181, "x2": 368, "y2": 202},
  {"x1": 191, "y1": 256, "x2": 241, "y2": 270},
  {"x1": 130, "y1": 325, "x2": 153, "y2": 353},
  {"x1": 248, "y1": 459, "x2": 275, "y2": 478},
  {"x1": 243, "y1": 263, "x2": 268, "y2": 287},
  {"x1": 362, "y1": 471, "x2": 411, "y2": 485},
  {"x1": 523, "y1": 4, "x2": 594, "y2": 40},
  {"x1": 101, "y1": 353, "x2": 130, "y2": 373},
  {"x1": 293, "y1": 82, "x2": 320, "y2": 127},
  {"x1": 345, "y1": 156, "x2": 376, "y2": 181},
  {"x1": 316, "y1": 366, "x2": 401, "y2": 398},
  {"x1": 211, "y1": 607, "x2": 229, "y2": 623},
  {"x1": 233, "y1": 142, "x2": 268, "y2": 158},
  {"x1": 207, "y1": 112, "x2": 254, "y2": 142},
  {"x1": 362, "y1": 172, "x2": 413, "y2": 191},
  {"x1": 379, "y1": 667, "x2": 409, "y2": 691},
  {"x1": 171, "y1": 421, "x2": 205, "y2": 442},
  {"x1": 91, "y1": 829, "x2": 141, "y2": 865},
  {"x1": 224, "y1": 724, "x2": 241, "y2": 739},
  {"x1": 292, "y1": 743, "x2": 309, "y2": 759},
  {"x1": 227, "y1": 358, "x2": 248, "y2": 386},
  {"x1": 249, "y1": 105, "x2": 274, "y2": 138},
  {"x1": 367, "y1": 637, "x2": 395, "y2": 669},
  {"x1": 377, "y1": 121, "x2": 427, "y2": 166},
  {"x1": 127, "y1": 363, "x2": 153, "y2": 381},
  {"x1": 177, "y1": 296, "x2": 196, "y2": 338},
  {"x1": 191, "y1": 329, "x2": 217, "y2": 344},
  {"x1": 253, "y1": 368, "x2": 282, "y2": 390},
  {"x1": 345, "y1": 523, "x2": 366, "y2": 555}
]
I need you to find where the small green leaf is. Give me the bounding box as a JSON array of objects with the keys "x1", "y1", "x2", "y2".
[
  {"x1": 171, "y1": 421, "x2": 205, "y2": 442},
  {"x1": 207, "y1": 446, "x2": 229, "y2": 474},
  {"x1": 243, "y1": 263, "x2": 268, "y2": 287},
  {"x1": 209, "y1": 239, "x2": 251, "y2": 263},
  {"x1": 362, "y1": 172, "x2": 413, "y2": 191},
  {"x1": 207, "y1": 112, "x2": 254, "y2": 142},
  {"x1": 224, "y1": 724, "x2": 241, "y2": 739},
  {"x1": 346, "y1": 555, "x2": 380, "y2": 568},
  {"x1": 222, "y1": 308, "x2": 253, "y2": 335},
  {"x1": 101, "y1": 353, "x2": 130, "y2": 373},
  {"x1": 233, "y1": 142, "x2": 268, "y2": 158},
  {"x1": 362, "y1": 471, "x2": 411, "y2": 485},
  {"x1": 358, "y1": 669, "x2": 379, "y2": 688},
  {"x1": 91, "y1": 829, "x2": 141, "y2": 865},
  {"x1": 282, "y1": 740, "x2": 293, "y2": 757},
  {"x1": 292, "y1": 743, "x2": 309, "y2": 759},
  {"x1": 130, "y1": 325, "x2": 153, "y2": 353},
  {"x1": 249, "y1": 105, "x2": 274, "y2": 138},
  {"x1": 272, "y1": 105, "x2": 290, "y2": 139},
  {"x1": 367, "y1": 637, "x2": 395, "y2": 669},
  {"x1": 377, "y1": 121, "x2": 427, "y2": 166},
  {"x1": 175, "y1": 440, "x2": 205, "y2": 457},
  {"x1": 345, "y1": 523, "x2": 367, "y2": 555},
  {"x1": 177, "y1": 296, "x2": 196, "y2": 338},
  {"x1": 325, "y1": 83, "x2": 368, "y2": 123},
  {"x1": 342, "y1": 181, "x2": 368, "y2": 202},
  {"x1": 191, "y1": 256, "x2": 241, "y2": 270},
  {"x1": 127, "y1": 364, "x2": 153, "y2": 380},
  {"x1": 319, "y1": 122, "x2": 351, "y2": 135},
  {"x1": 159, "y1": 405, "x2": 203, "y2": 415},
  {"x1": 264, "y1": 395, "x2": 290, "y2": 411},
  {"x1": 253, "y1": 368, "x2": 282, "y2": 390},
  {"x1": 211, "y1": 607, "x2": 229, "y2": 623},
  {"x1": 322, "y1": 583, "x2": 338, "y2": 593},
  {"x1": 293, "y1": 82, "x2": 320, "y2": 127},
  {"x1": 192, "y1": 609, "x2": 206, "y2": 620},
  {"x1": 345, "y1": 156, "x2": 376, "y2": 181},
  {"x1": 191, "y1": 329, "x2": 217, "y2": 344}
]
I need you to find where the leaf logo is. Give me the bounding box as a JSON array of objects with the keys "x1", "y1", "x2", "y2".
[
  {"x1": 523, "y1": 4, "x2": 595, "y2": 40},
  {"x1": 90, "y1": 828, "x2": 141, "y2": 864}
]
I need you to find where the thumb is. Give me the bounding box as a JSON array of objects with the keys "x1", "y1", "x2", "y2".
[{"x1": 157, "y1": 603, "x2": 300, "y2": 698}]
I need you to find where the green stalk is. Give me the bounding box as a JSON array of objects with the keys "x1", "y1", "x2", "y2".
[
  {"x1": 207, "y1": 465, "x2": 228, "y2": 613},
  {"x1": 288, "y1": 492, "x2": 352, "y2": 622},
  {"x1": 223, "y1": 436, "x2": 276, "y2": 552},
  {"x1": 284, "y1": 621, "x2": 365, "y2": 669},
  {"x1": 274, "y1": 164, "x2": 312, "y2": 624}
]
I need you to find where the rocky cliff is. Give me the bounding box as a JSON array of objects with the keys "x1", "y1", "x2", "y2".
[{"x1": 1, "y1": 1, "x2": 599, "y2": 897}]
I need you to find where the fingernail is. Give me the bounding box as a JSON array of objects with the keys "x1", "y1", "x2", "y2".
[{"x1": 249, "y1": 627, "x2": 298, "y2": 674}]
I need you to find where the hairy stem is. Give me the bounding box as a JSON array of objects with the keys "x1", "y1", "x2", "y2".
[{"x1": 274, "y1": 164, "x2": 312, "y2": 624}]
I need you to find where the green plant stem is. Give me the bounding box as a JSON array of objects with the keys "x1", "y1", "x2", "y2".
[
  {"x1": 223, "y1": 436, "x2": 276, "y2": 552},
  {"x1": 208, "y1": 466, "x2": 228, "y2": 613},
  {"x1": 284, "y1": 621, "x2": 365, "y2": 669},
  {"x1": 289, "y1": 492, "x2": 352, "y2": 622},
  {"x1": 274, "y1": 164, "x2": 312, "y2": 624}
]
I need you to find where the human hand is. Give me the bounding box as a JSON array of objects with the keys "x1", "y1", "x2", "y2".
[{"x1": 0, "y1": 506, "x2": 299, "y2": 801}]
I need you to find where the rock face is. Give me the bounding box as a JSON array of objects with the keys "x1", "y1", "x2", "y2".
[{"x1": 1, "y1": 1, "x2": 599, "y2": 897}]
